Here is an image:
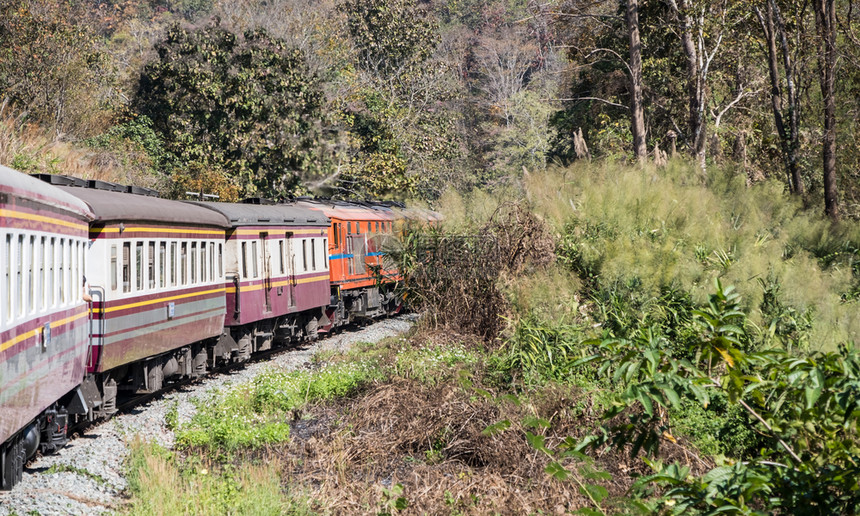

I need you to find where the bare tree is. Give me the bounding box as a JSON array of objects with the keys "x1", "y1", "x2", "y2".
[
  {"x1": 626, "y1": 0, "x2": 647, "y2": 162},
  {"x1": 665, "y1": 0, "x2": 730, "y2": 172},
  {"x1": 813, "y1": 0, "x2": 840, "y2": 220},
  {"x1": 474, "y1": 28, "x2": 539, "y2": 126},
  {"x1": 755, "y1": 0, "x2": 804, "y2": 195}
]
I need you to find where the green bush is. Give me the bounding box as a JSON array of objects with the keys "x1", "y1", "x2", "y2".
[
  {"x1": 176, "y1": 360, "x2": 382, "y2": 451},
  {"x1": 541, "y1": 162, "x2": 860, "y2": 351},
  {"x1": 571, "y1": 282, "x2": 860, "y2": 514}
]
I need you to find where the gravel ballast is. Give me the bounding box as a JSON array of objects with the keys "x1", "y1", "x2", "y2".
[{"x1": 0, "y1": 316, "x2": 414, "y2": 516}]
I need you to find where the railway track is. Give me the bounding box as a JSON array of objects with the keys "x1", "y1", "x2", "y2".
[
  {"x1": 64, "y1": 316, "x2": 396, "y2": 452},
  {"x1": 1, "y1": 315, "x2": 414, "y2": 516}
]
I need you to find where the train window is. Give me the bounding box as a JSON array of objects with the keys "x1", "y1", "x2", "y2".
[
  {"x1": 209, "y1": 242, "x2": 217, "y2": 281},
  {"x1": 70, "y1": 241, "x2": 76, "y2": 305},
  {"x1": 49, "y1": 238, "x2": 55, "y2": 305},
  {"x1": 251, "y1": 241, "x2": 259, "y2": 278},
  {"x1": 40, "y1": 237, "x2": 46, "y2": 311},
  {"x1": 279, "y1": 240, "x2": 285, "y2": 274},
  {"x1": 324, "y1": 238, "x2": 328, "y2": 268},
  {"x1": 27, "y1": 236, "x2": 35, "y2": 314},
  {"x1": 311, "y1": 239, "x2": 317, "y2": 270},
  {"x1": 218, "y1": 244, "x2": 223, "y2": 278},
  {"x1": 79, "y1": 242, "x2": 85, "y2": 302},
  {"x1": 181, "y1": 242, "x2": 188, "y2": 285},
  {"x1": 56, "y1": 237, "x2": 64, "y2": 307},
  {"x1": 123, "y1": 242, "x2": 130, "y2": 293},
  {"x1": 333, "y1": 224, "x2": 339, "y2": 248},
  {"x1": 241, "y1": 242, "x2": 248, "y2": 279},
  {"x1": 5, "y1": 234, "x2": 12, "y2": 320},
  {"x1": 73, "y1": 241, "x2": 79, "y2": 304},
  {"x1": 159, "y1": 242, "x2": 166, "y2": 288},
  {"x1": 66, "y1": 240, "x2": 73, "y2": 304},
  {"x1": 209, "y1": 243, "x2": 215, "y2": 281},
  {"x1": 190, "y1": 242, "x2": 197, "y2": 284},
  {"x1": 170, "y1": 242, "x2": 177, "y2": 286},
  {"x1": 347, "y1": 222, "x2": 352, "y2": 235},
  {"x1": 82, "y1": 242, "x2": 87, "y2": 299},
  {"x1": 302, "y1": 240, "x2": 307, "y2": 272},
  {"x1": 148, "y1": 241, "x2": 156, "y2": 289},
  {"x1": 111, "y1": 245, "x2": 117, "y2": 291},
  {"x1": 135, "y1": 242, "x2": 143, "y2": 291},
  {"x1": 201, "y1": 242, "x2": 207, "y2": 282},
  {"x1": 201, "y1": 242, "x2": 207, "y2": 283},
  {"x1": 17, "y1": 236, "x2": 24, "y2": 315}
]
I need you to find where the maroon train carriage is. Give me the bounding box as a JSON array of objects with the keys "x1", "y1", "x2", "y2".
[
  {"x1": 1, "y1": 166, "x2": 94, "y2": 490},
  {"x1": 51, "y1": 180, "x2": 234, "y2": 412},
  {"x1": 191, "y1": 200, "x2": 331, "y2": 357}
]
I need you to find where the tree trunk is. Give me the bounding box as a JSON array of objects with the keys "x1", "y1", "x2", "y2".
[
  {"x1": 626, "y1": 0, "x2": 647, "y2": 163},
  {"x1": 813, "y1": 0, "x2": 839, "y2": 220},
  {"x1": 669, "y1": 0, "x2": 706, "y2": 169},
  {"x1": 756, "y1": 0, "x2": 804, "y2": 194}
]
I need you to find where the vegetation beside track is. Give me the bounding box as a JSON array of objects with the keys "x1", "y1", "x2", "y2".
[{"x1": 123, "y1": 161, "x2": 860, "y2": 514}]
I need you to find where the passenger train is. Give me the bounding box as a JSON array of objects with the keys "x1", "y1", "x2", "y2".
[{"x1": 0, "y1": 165, "x2": 436, "y2": 490}]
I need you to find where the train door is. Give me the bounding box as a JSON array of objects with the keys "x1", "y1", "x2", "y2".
[
  {"x1": 285, "y1": 232, "x2": 295, "y2": 307},
  {"x1": 351, "y1": 222, "x2": 366, "y2": 275},
  {"x1": 260, "y1": 232, "x2": 271, "y2": 313}
]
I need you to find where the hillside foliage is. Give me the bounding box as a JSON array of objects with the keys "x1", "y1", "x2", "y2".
[{"x1": 0, "y1": 0, "x2": 858, "y2": 215}]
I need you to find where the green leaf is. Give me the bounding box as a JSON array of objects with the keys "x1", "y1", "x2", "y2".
[
  {"x1": 545, "y1": 461, "x2": 570, "y2": 481},
  {"x1": 661, "y1": 385, "x2": 681, "y2": 407},
  {"x1": 523, "y1": 417, "x2": 552, "y2": 429},
  {"x1": 525, "y1": 431, "x2": 548, "y2": 454},
  {"x1": 702, "y1": 466, "x2": 734, "y2": 484},
  {"x1": 636, "y1": 390, "x2": 655, "y2": 416},
  {"x1": 581, "y1": 483, "x2": 609, "y2": 504},
  {"x1": 481, "y1": 420, "x2": 511, "y2": 436}
]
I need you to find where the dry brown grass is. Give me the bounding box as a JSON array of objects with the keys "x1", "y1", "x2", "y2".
[
  {"x1": 405, "y1": 200, "x2": 556, "y2": 344},
  {"x1": 0, "y1": 102, "x2": 153, "y2": 186},
  {"x1": 277, "y1": 376, "x2": 712, "y2": 515}
]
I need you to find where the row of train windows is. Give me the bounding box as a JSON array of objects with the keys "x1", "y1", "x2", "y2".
[
  {"x1": 332, "y1": 221, "x2": 391, "y2": 248},
  {"x1": 2, "y1": 233, "x2": 86, "y2": 323},
  {"x1": 109, "y1": 240, "x2": 223, "y2": 293},
  {"x1": 239, "y1": 236, "x2": 327, "y2": 280}
]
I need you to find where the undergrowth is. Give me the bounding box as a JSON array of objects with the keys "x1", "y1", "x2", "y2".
[
  {"x1": 123, "y1": 161, "x2": 860, "y2": 514},
  {"x1": 125, "y1": 438, "x2": 310, "y2": 515},
  {"x1": 175, "y1": 359, "x2": 383, "y2": 452}
]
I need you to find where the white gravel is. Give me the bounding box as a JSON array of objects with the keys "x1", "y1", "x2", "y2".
[{"x1": 0, "y1": 315, "x2": 414, "y2": 516}]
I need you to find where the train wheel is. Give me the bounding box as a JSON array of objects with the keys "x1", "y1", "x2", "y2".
[{"x1": 1, "y1": 434, "x2": 25, "y2": 491}]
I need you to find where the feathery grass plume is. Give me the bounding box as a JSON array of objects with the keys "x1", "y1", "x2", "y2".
[{"x1": 532, "y1": 160, "x2": 859, "y2": 350}]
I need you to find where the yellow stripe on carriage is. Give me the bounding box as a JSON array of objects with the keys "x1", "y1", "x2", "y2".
[
  {"x1": 90, "y1": 287, "x2": 227, "y2": 314},
  {"x1": 0, "y1": 311, "x2": 88, "y2": 353},
  {"x1": 0, "y1": 208, "x2": 88, "y2": 232},
  {"x1": 239, "y1": 274, "x2": 329, "y2": 292},
  {"x1": 233, "y1": 229, "x2": 326, "y2": 237},
  {"x1": 90, "y1": 227, "x2": 224, "y2": 236}
]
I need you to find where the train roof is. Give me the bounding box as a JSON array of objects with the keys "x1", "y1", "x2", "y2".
[
  {"x1": 294, "y1": 199, "x2": 396, "y2": 222},
  {"x1": 187, "y1": 201, "x2": 329, "y2": 227},
  {"x1": 56, "y1": 186, "x2": 230, "y2": 228},
  {"x1": 0, "y1": 166, "x2": 93, "y2": 219}
]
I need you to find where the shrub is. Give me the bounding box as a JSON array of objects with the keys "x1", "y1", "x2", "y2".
[{"x1": 175, "y1": 360, "x2": 382, "y2": 451}]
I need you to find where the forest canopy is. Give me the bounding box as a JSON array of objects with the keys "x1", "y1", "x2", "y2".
[{"x1": 1, "y1": 0, "x2": 859, "y2": 215}]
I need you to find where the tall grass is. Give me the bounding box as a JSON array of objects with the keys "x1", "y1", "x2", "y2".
[
  {"x1": 0, "y1": 103, "x2": 158, "y2": 186},
  {"x1": 124, "y1": 438, "x2": 308, "y2": 515},
  {"x1": 525, "y1": 160, "x2": 859, "y2": 350},
  {"x1": 435, "y1": 159, "x2": 859, "y2": 351}
]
